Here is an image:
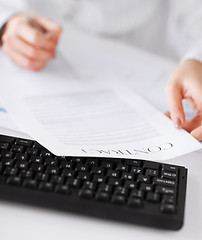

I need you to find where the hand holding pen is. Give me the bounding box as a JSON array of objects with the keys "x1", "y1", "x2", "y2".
[{"x1": 1, "y1": 13, "x2": 62, "y2": 70}]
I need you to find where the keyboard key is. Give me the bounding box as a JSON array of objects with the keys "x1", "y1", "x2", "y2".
[
  {"x1": 161, "y1": 171, "x2": 177, "y2": 180},
  {"x1": 155, "y1": 186, "x2": 175, "y2": 195},
  {"x1": 38, "y1": 182, "x2": 54, "y2": 192},
  {"x1": 78, "y1": 189, "x2": 94, "y2": 199},
  {"x1": 91, "y1": 167, "x2": 104, "y2": 175},
  {"x1": 0, "y1": 142, "x2": 10, "y2": 150},
  {"x1": 101, "y1": 161, "x2": 113, "y2": 169},
  {"x1": 71, "y1": 157, "x2": 84, "y2": 164},
  {"x1": 124, "y1": 180, "x2": 136, "y2": 189},
  {"x1": 130, "y1": 190, "x2": 144, "y2": 199},
  {"x1": 108, "y1": 177, "x2": 121, "y2": 186},
  {"x1": 41, "y1": 150, "x2": 52, "y2": 158},
  {"x1": 55, "y1": 185, "x2": 70, "y2": 195},
  {"x1": 45, "y1": 166, "x2": 59, "y2": 175},
  {"x1": 16, "y1": 139, "x2": 33, "y2": 147},
  {"x1": 153, "y1": 178, "x2": 176, "y2": 187},
  {"x1": 116, "y1": 164, "x2": 129, "y2": 172},
  {"x1": 131, "y1": 167, "x2": 142, "y2": 175},
  {"x1": 45, "y1": 158, "x2": 58, "y2": 166},
  {"x1": 7, "y1": 176, "x2": 22, "y2": 186},
  {"x1": 57, "y1": 156, "x2": 69, "y2": 161},
  {"x1": 67, "y1": 178, "x2": 81, "y2": 188},
  {"x1": 105, "y1": 158, "x2": 121, "y2": 164},
  {"x1": 0, "y1": 175, "x2": 6, "y2": 183},
  {"x1": 98, "y1": 184, "x2": 113, "y2": 194},
  {"x1": 140, "y1": 183, "x2": 153, "y2": 192},
  {"x1": 114, "y1": 187, "x2": 128, "y2": 196},
  {"x1": 146, "y1": 192, "x2": 160, "y2": 203},
  {"x1": 19, "y1": 170, "x2": 34, "y2": 179},
  {"x1": 86, "y1": 158, "x2": 99, "y2": 166},
  {"x1": 60, "y1": 161, "x2": 74, "y2": 169},
  {"x1": 107, "y1": 170, "x2": 120, "y2": 178},
  {"x1": 30, "y1": 163, "x2": 44, "y2": 172},
  {"x1": 3, "y1": 167, "x2": 18, "y2": 176},
  {"x1": 124, "y1": 159, "x2": 141, "y2": 167},
  {"x1": 76, "y1": 164, "x2": 89, "y2": 172},
  {"x1": 128, "y1": 198, "x2": 143, "y2": 208},
  {"x1": 0, "y1": 163, "x2": 3, "y2": 175},
  {"x1": 15, "y1": 153, "x2": 28, "y2": 161},
  {"x1": 122, "y1": 172, "x2": 133, "y2": 180},
  {"x1": 143, "y1": 161, "x2": 159, "y2": 169},
  {"x1": 145, "y1": 169, "x2": 158, "y2": 177},
  {"x1": 27, "y1": 148, "x2": 39, "y2": 156},
  {"x1": 111, "y1": 195, "x2": 125, "y2": 205},
  {"x1": 61, "y1": 169, "x2": 75, "y2": 178},
  {"x1": 83, "y1": 181, "x2": 97, "y2": 191},
  {"x1": 0, "y1": 135, "x2": 15, "y2": 144},
  {"x1": 138, "y1": 175, "x2": 150, "y2": 183},
  {"x1": 1, "y1": 158, "x2": 15, "y2": 167},
  {"x1": 0, "y1": 150, "x2": 14, "y2": 158},
  {"x1": 33, "y1": 142, "x2": 44, "y2": 150},
  {"x1": 50, "y1": 176, "x2": 64, "y2": 185},
  {"x1": 93, "y1": 175, "x2": 105, "y2": 183},
  {"x1": 35, "y1": 173, "x2": 49, "y2": 182},
  {"x1": 11, "y1": 145, "x2": 25, "y2": 153},
  {"x1": 160, "y1": 203, "x2": 176, "y2": 214},
  {"x1": 95, "y1": 192, "x2": 110, "y2": 202},
  {"x1": 30, "y1": 156, "x2": 43, "y2": 164},
  {"x1": 162, "y1": 195, "x2": 175, "y2": 204},
  {"x1": 15, "y1": 160, "x2": 29, "y2": 169},
  {"x1": 162, "y1": 164, "x2": 178, "y2": 173},
  {"x1": 23, "y1": 179, "x2": 38, "y2": 189}
]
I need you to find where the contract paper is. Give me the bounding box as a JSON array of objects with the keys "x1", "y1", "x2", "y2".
[
  {"x1": 0, "y1": 71, "x2": 201, "y2": 161},
  {"x1": 0, "y1": 29, "x2": 201, "y2": 160}
]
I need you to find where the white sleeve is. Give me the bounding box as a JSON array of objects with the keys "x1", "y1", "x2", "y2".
[
  {"x1": 0, "y1": 0, "x2": 30, "y2": 27},
  {"x1": 0, "y1": 4, "x2": 18, "y2": 27},
  {"x1": 71, "y1": 0, "x2": 161, "y2": 36},
  {"x1": 168, "y1": 0, "x2": 202, "y2": 63},
  {"x1": 181, "y1": 41, "x2": 202, "y2": 63}
]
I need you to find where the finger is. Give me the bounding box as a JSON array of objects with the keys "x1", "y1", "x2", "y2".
[
  {"x1": 15, "y1": 21, "x2": 56, "y2": 50},
  {"x1": 166, "y1": 80, "x2": 185, "y2": 128},
  {"x1": 191, "y1": 124, "x2": 202, "y2": 141},
  {"x1": 30, "y1": 15, "x2": 62, "y2": 43},
  {"x1": 183, "y1": 114, "x2": 201, "y2": 132},
  {"x1": 3, "y1": 43, "x2": 46, "y2": 71},
  {"x1": 7, "y1": 36, "x2": 54, "y2": 61},
  {"x1": 165, "y1": 111, "x2": 171, "y2": 119}
]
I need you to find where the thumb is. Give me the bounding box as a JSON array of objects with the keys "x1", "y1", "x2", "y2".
[
  {"x1": 183, "y1": 114, "x2": 201, "y2": 132},
  {"x1": 166, "y1": 82, "x2": 185, "y2": 128},
  {"x1": 191, "y1": 124, "x2": 202, "y2": 141}
]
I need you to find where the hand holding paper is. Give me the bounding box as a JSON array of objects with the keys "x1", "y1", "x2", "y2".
[{"x1": 166, "y1": 59, "x2": 202, "y2": 141}]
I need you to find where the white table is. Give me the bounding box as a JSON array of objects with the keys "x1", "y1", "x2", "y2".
[{"x1": 0, "y1": 24, "x2": 201, "y2": 240}]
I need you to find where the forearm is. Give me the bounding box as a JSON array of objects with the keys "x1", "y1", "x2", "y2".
[
  {"x1": 168, "y1": 0, "x2": 202, "y2": 62},
  {"x1": 0, "y1": 1, "x2": 27, "y2": 46}
]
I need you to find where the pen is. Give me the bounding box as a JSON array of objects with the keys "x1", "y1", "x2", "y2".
[
  {"x1": 25, "y1": 15, "x2": 79, "y2": 78},
  {"x1": 25, "y1": 15, "x2": 50, "y2": 38}
]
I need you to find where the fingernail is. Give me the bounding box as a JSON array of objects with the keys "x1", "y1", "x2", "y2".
[
  {"x1": 174, "y1": 118, "x2": 181, "y2": 128},
  {"x1": 165, "y1": 111, "x2": 171, "y2": 118}
]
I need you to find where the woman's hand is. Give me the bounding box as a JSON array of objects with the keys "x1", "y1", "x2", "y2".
[
  {"x1": 166, "y1": 59, "x2": 202, "y2": 140},
  {"x1": 1, "y1": 13, "x2": 62, "y2": 70}
]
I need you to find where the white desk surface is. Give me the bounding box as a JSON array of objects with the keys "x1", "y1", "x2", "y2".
[{"x1": 0, "y1": 24, "x2": 202, "y2": 240}]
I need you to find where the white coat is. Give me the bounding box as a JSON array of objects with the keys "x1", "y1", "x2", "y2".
[{"x1": 0, "y1": 0, "x2": 202, "y2": 62}]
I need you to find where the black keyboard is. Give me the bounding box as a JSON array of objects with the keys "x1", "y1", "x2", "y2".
[{"x1": 0, "y1": 134, "x2": 187, "y2": 230}]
